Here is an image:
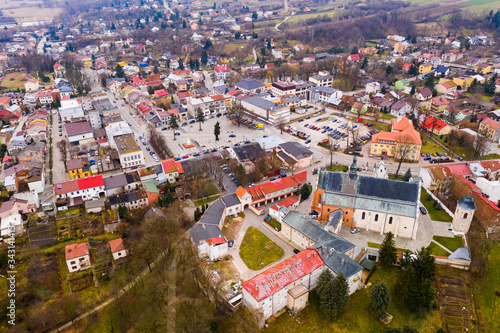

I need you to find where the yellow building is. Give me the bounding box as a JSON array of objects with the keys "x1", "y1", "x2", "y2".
[
  {"x1": 67, "y1": 159, "x2": 91, "y2": 179},
  {"x1": 475, "y1": 63, "x2": 492, "y2": 74},
  {"x1": 394, "y1": 42, "x2": 410, "y2": 54},
  {"x1": 419, "y1": 64, "x2": 432, "y2": 73},
  {"x1": 426, "y1": 96, "x2": 449, "y2": 114},
  {"x1": 452, "y1": 76, "x2": 475, "y2": 89},
  {"x1": 370, "y1": 116, "x2": 422, "y2": 161},
  {"x1": 82, "y1": 57, "x2": 92, "y2": 68}
]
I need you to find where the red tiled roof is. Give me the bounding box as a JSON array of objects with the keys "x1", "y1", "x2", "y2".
[
  {"x1": 162, "y1": 159, "x2": 177, "y2": 173},
  {"x1": 270, "y1": 196, "x2": 300, "y2": 212},
  {"x1": 446, "y1": 164, "x2": 472, "y2": 176},
  {"x1": 214, "y1": 65, "x2": 230, "y2": 73},
  {"x1": 207, "y1": 237, "x2": 227, "y2": 245},
  {"x1": 109, "y1": 238, "x2": 125, "y2": 253},
  {"x1": 155, "y1": 89, "x2": 169, "y2": 97},
  {"x1": 175, "y1": 161, "x2": 184, "y2": 174},
  {"x1": 480, "y1": 160, "x2": 500, "y2": 171},
  {"x1": 177, "y1": 91, "x2": 191, "y2": 98},
  {"x1": 54, "y1": 180, "x2": 79, "y2": 195},
  {"x1": 0, "y1": 96, "x2": 10, "y2": 104},
  {"x1": 422, "y1": 117, "x2": 448, "y2": 131},
  {"x1": 481, "y1": 117, "x2": 500, "y2": 130},
  {"x1": 65, "y1": 242, "x2": 89, "y2": 260},
  {"x1": 242, "y1": 249, "x2": 324, "y2": 302},
  {"x1": 97, "y1": 138, "x2": 108, "y2": 144},
  {"x1": 246, "y1": 171, "x2": 307, "y2": 201},
  {"x1": 77, "y1": 175, "x2": 104, "y2": 190}
]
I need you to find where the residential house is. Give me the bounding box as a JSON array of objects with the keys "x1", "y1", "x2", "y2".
[
  {"x1": 434, "y1": 65, "x2": 450, "y2": 78},
  {"x1": 475, "y1": 63, "x2": 492, "y2": 74},
  {"x1": 390, "y1": 101, "x2": 410, "y2": 117},
  {"x1": 351, "y1": 102, "x2": 368, "y2": 115},
  {"x1": 67, "y1": 159, "x2": 91, "y2": 179},
  {"x1": 479, "y1": 117, "x2": 500, "y2": 143},
  {"x1": 309, "y1": 74, "x2": 333, "y2": 87},
  {"x1": 111, "y1": 134, "x2": 144, "y2": 169},
  {"x1": 453, "y1": 76, "x2": 475, "y2": 89},
  {"x1": 54, "y1": 62, "x2": 66, "y2": 78},
  {"x1": 272, "y1": 48, "x2": 283, "y2": 59},
  {"x1": 187, "y1": 95, "x2": 225, "y2": 116},
  {"x1": 143, "y1": 181, "x2": 160, "y2": 205},
  {"x1": 370, "y1": 116, "x2": 422, "y2": 161},
  {"x1": 12, "y1": 142, "x2": 45, "y2": 163},
  {"x1": 276, "y1": 142, "x2": 314, "y2": 169},
  {"x1": 421, "y1": 117, "x2": 453, "y2": 136},
  {"x1": 24, "y1": 78, "x2": 39, "y2": 92},
  {"x1": 54, "y1": 175, "x2": 105, "y2": 206},
  {"x1": 427, "y1": 96, "x2": 449, "y2": 114},
  {"x1": 161, "y1": 159, "x2": 184, "y2": 183},
  {"x1": 415, "y1": 88, "x2": 433, "y2": 101},
  {"x1": 435, "y1": 81, "x2": 457, "y2": 95},
  {"x1": 109, "y1": 238, "x2": 127, "y2": 261},
  {"x1": 419, "y1": 64, "x2": 432, "y2": 73},
  {"x1": 65, "y1": 243, "x2": 91, "y2": 273},
  {"x1": 109, "y1": 190, "x2": 148, "y2": 211}
]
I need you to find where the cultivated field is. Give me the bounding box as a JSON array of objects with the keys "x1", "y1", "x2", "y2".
[
  {"x1": 0, "y1": 71, "x2": 30, "y2": 90},
  {"x1": 3, "y1": 7, "x2": 63, "y2": 23}
]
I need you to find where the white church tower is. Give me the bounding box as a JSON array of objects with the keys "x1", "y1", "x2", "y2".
[
  {"x1": 373, "y1": 161, "x2": 389, "y2": 179},
  {"x1": 452, "y1": 195, "x2": 477, "y2": 235}
]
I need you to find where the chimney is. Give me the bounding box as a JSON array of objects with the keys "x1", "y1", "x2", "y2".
[
  {"x1": 202, "y1": 224, "x2": 206, "y2": 229},
  {"x1": 329, "y1": 248, "x2": 334, "y2": 256},
  {"x1": 341, "y1": 259, "x2": 345, "y2": 265}
]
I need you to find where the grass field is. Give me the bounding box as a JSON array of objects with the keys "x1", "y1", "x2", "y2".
[
  {"x1": 239, "y1": 227, "x2": 284, "y2": 270},
  {"x1": 433, "y1": 235, "x2": 463, "y2": 252},
  {"x1": 420, "y1": 188, "x2": 453, "y2": 222},
  {"x1": 427, "y1": 242, "x2": 450, "y2": 256},
  {"x1": 287, "y1": 10, "x2": 339, "y2": 24},
  {"x1": 420, "y1": 139, "x2": 444, "y2": 156},
  {"x1": 193, "y1": 194, "x2": 222, "y2": 207},
  {"x1": 0, "y1": 71, "x2": 30, "y2": 89},
  {"x1": 265, "y1": 266, "x2": 442, "y2": 333},
  {"x1": 4, "y1": 6, "x2": 63, "y2": 23},
  {"x1": 474, "y1": 242, "x2": 500, "y2": 332}
]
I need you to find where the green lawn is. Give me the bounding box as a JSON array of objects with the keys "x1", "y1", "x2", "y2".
[
  {"x1": 420, "y1": 139, "x2": 443, "y2": 155},
  {"x1": 265, "y1": 266, "x2": 442, "y2": 333},
  {"x1": 420, "y1": 188, "x2": 453, "y2": 222},
  {"x1": 239, "y1": 227, "x2": 284, "y2": 270},
  {"x1": 427, "y1": 242, "x2": 450, "y2": 257},
  {"x1": 432, "y1": 236, "x2": 463, "y2": 252},
  {"x1": 0, "y1": 71, "x2": 30, "y2": 89},
  {"x1": 474, "y1": 242, "x2": 500, "y2": 332},
  {"x1": 381, "y1": 113, "x2": 396, "y2": 120},
  {"x1": 363, "y1": 119, "x2": 391, "y2": 132},
  {"x1": 367, "y1": 242, "x2": 410, "y2": 253},
  {"x1": 193, "y1": 194, "x2": 222, "y2": 207},
  {"x1": 56, "y1": 208, "x2": 82, "y2": 217},
  {"x1": 266, "y1": 218, "x2": 282, "y2": 231}
]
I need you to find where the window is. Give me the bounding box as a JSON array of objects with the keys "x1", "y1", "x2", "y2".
[
  {"x1": 70, "y1": 261, "x2": 76, "y2": 264},
  {"x1": 72, "y1": 266, "x2": 77, "y2": 270},
  {"x1": 389, "y1": 217, "x2": 393, "y2": 224},
  {"x1": 117, "y1": 252, "x2": 121, "y2": 256},
  {"x1": 464, "y1": 213, "x2": 468, "y2": 219},
  {"x1": 375, "y1": 214, "x2": 379, "y2": 222},
  {"x1": 362, "y1": 212, "x2": 365, "y2": 219}
]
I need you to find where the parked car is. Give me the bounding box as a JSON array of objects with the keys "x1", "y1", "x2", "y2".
[
  {"x1": 182, "y1": 155, "x2": 189, "y2": 159},
  {"x1": 305, "y1": 139, "x2": 311, "y2": 144},
  {"x1": 228, "y1": 240, "x2": 234, "y2": 248},
  {"x1": 229, "y1": 134, "x2": 236, "y2": 137},
  {"x1": 193, "y1": 153, "x2": 200, "y2": 157},
  {"x1": 350, "y1": 228, "x2": 360, "y2": 234},
  {"x1": 293, "y1": 249, "x2": 301, "y2": 254},
  {"x1": 420, "y1": 207, "x2": 427, "y2": 215}
]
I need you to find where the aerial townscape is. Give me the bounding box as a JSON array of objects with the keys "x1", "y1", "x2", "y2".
[{"x1": 2, "y1": 0, "x2": 500, "y2": 332}]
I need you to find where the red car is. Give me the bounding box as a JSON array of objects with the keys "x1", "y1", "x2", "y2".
[
  {"x1": 182, "y1": 155, "x2": 189, "y2": 159},
  {"x1": 316, "y1": 127, "x2": 321, "y2": 131},
  {"x1": 364, "y1": 123, "x2": 369, "y2": 126}
]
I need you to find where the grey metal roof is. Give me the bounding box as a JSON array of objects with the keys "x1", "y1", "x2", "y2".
[
  {"x1": 448, "y1": 247, "x2": 471, "y2": 261},
  {"x1": 314, "y1": 244, "x2": 363, "y2": 278},
  {"x1": 189, "y1": 223, "x2": 224, "y2": 245},
  {"x1": 199, "y1": 199, "x2": 225, "y2": 226},
  {"x1": 457, "y1": 195, "x2": 476, "y2": 210},
  {"x1": 243, "y1": 96, "x2": 288, "y2": 111},
  {"x1": 317, "y1": 171, "x2": 419, "y2": 218},
  {"x1": 235, "y1": 78, "x2": 265, "y2": 91},
  {"x1": 326, "y1": 209, "x2": 343, "y2": 230},
  {"x1": 279, "y1": 142, "x2": 313, "y2": 160},
  {"x1": 221, "y1": 193, "x2": 240, "y2": 208},
  {"x1": 233, "y1": 142, "x2": 264, "y2": 162},
  {"x1": 104, "y1": 174, "x2": 128, "y2": 190},
  {"x1": 282, "y1": 211, "x2": 355, "y2": 253},
  {"x1": 277, "y1": 151, "x2": 295, "y2": 166}
]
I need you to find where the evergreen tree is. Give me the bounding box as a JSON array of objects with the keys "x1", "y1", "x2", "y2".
[
  {"x1": 379, "y1": 232, "x2": 397, "y2": 267},
  {"x1": 182, "y1": 20, "x2": 187, "y2": 29},
  {"x1": 111, "y1": 23, "x2": 116, "y2": 30},
  {"x1": 424, "y1": 75, "x2": 435, "y2": 89},
  {"x1": 196, "y1": 107, "x2": 205, "y2": 131},
  {"x1": 403, "y1": 168, "x2": 412, "y2": 181},
  {"x1": 169, "y1": 115, "x2": 179, "y2": 140},
  {"x1": 351, "y1": 46, "x2": 359, "y2": 54},
  {"x1": 194, "y1": 207, "x2": 200, "y2": 221},
  {"x1": 332, "y1": 273, "x2": 350, "y2": 315},
  {"x1": 300, "y1": 183, "x2": 311, "y2": 200},
  {"x1": 201, "y1": 50, "x2": 208, "y2": 65},
  {"x1": 381, "y1": 86, "x2": 387, "y2": 94},
  {"x1": 408, "y1": 64, "x2": 418, "y2": 76},
  {"x1": 252, "y1": 11, "x2": 258, "y2": 20},
  {"x1": 361, "y1": 57, "x2": 368, "y2": 69},
  {"x1": 179, "y1": 61, "x2": 184, "y2": 70},
  {"x1": 214, "y1": 121, "x2": 220, "y2": 141},
  {"x1": 369, "y1": 282, "x2": 391, "y2": 317},
  {"x1": 410, "y1": 85, "x2": 416, "y2": 95},
  {"x1": 153, "y1": 66, "x2": 159, "y2": 74},
  {"x1": 386, "y1": 65, "x2": 393, "y2": 75},
  {"x1": 395, "y1": 247, "x2": 436, "y2": 314},
  {"x1": 235, "y1": 31, "x2": 241, "y2": 39},
  {"x1": 118, "y1": 205, "x2": 128, "y2": 218},
  {"x1": 115, "y1": 64, "x2": 125, "y2": 78}
]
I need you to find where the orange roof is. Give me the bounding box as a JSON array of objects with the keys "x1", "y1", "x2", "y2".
[
  {"x1": 371, "y1": 127, "x2": 422, "y2": 145},
  {"x1": 109, "y1": 238, "x2": 125, "y2": 253},
  {"x1": 65, "y1": 242, "x2": 89, "y2": 260},
  {"x1": 235, "y1": 186, "x2": 247, "y2": 199},
  {"x1": 207, "y1": 237, "x2": 226, "y2": 245},
  {"x1": 391, "y1": 116, "x2": 412, "y2": 132},
  {"x1": 270, "y1": 196, "x2": 300, "y2": 211},
  {"x1": 211, "y1": 94, "x2": 224, "y2": 101},
  {"x1": 480, "y1": 160, "x2": 500, "y2": 171},
  {"x1": 422, "y1": 117, "x2": 448, "y2": 131},
  {"x1": 175, "y1": 161, "x2": 184, "y2": 174}
]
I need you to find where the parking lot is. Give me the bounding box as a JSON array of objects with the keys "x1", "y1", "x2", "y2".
[
  {"x1": 161, "y1": 115, "x2": 282, "y2": 159},
  {"x1": 287, "y1": 114, "x2": 375, "y2": 151}
]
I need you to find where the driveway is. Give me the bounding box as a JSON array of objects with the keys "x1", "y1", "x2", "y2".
[
  {"x1": 230, "y1": 209, "x2": 295, "y2": 281},
  {"x1": 51, "y1": 111, "x2": 66, "y2": 184}
]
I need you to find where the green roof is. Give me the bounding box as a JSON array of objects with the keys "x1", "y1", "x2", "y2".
[{"x1": 143, "y1": 181, "x2": 159, "y2": 193}]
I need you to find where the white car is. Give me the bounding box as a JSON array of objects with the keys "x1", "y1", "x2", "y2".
[{"x1": 350, "y1": 228, "x2": 360, "y2": 234}]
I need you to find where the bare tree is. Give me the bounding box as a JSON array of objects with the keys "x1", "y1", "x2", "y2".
[
  {"x1": 228, "y1": 104, "x2": 245, "y2": 127},
  {"x1": 276, "y1": 117, "x2": 287, "y2": 134},
  {"x1": 58, "y1": 140, "x2": 69, "y2": 172},
  {"x1": 473, "y1": 132, "x2": 489, "y2": 158},
  {"x1": 394, "y1": 135, "x2": 415, "y2": 179}
]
